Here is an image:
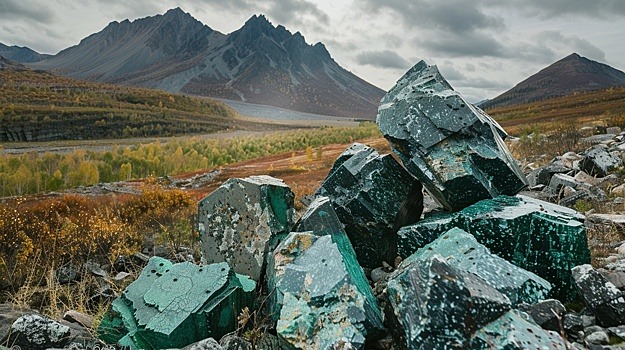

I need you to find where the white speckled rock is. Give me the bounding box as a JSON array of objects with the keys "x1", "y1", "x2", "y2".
[
  {"x1": 10, "y1": 314, "x2": 71, "y2": 350},
  {"x1": 572, "y1": 264, "x2": 625, "y2": 327}
]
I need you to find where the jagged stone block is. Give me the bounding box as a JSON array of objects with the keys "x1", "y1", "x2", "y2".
[
  {"x1": 528, "y1": 163, "x2": 571, "y2": 188},
  {"x1": 315, "y1": 143, "x2": 422, "y2": 268},
  {"x1": 9, "y1": 314, "x2": 71, "y2": 350},
  {"x1": 387, "y1": 254, "x2": 511, "y2": 348},
  {"x1": 407, "y1": 227, "x2": 551, "y2": 306},
  {"x1": 377, "y1": 60, "x2": 527, "y2": 211},
  {"x1": 518, "y1": 299, "x2": 566, "y2": 332},
  {"x1": 398, "y1": 195, "x2": 590, "y2": 301},
  {"x1": 471, "y1": 310, "x2": 567, "y2": 349},
  {"x1": 98, "y1": 257, "x2": 255, "y2": 349},
  {"x1": 572, "y1": 264, "x2": 625, "y2": 327},
  {"x1": 274, "y1": 233, "x2": 384, "y2": 349},
  {"x1": 198, "y1": 175, "x2": 295, "y2": 280},
  {"x1": 580, "y1": 145, "x2": 622, "y2": 177}
]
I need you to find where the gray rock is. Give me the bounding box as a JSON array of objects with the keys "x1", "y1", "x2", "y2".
[
  {"x1": 181, "y1": 338, "x2": 223, "y2": 350},
  {"x1": 315, "y1": 143, "x2": 423, "y2": 267},
  {"x1": 609, "y1": 325, "x2": 625, "y2": 340},
  {"x1": 376, "y1": 60, "x2": 527, "y2": 211},
  {"x1": 589, "y1": 214, "x2": 625, "y2": 228},
  {"x1": 56, "y1": 264, "x2": 79, "y2": 284},
  {"x1": 607, "y1": 127, "x2": 622, "y2": 135},
  {"x1": 9, "y1": 314, "x2": 71, "y2": 350},
  {"x1": 198, "y1": 175, "x2": 295, "y2": 280},
  {"x1": 586, "y1": 331, "x2": 610, "y2": 345},
  {"x1": 219, "y1": 333, "x2": 251, "y2": 350},
  {"x1": 580, "y1": 145, "x2": 623, "y2": 177},
  {"x1": 62, "y1": 310, "x2": 93, "y2": 329},
  {"x1": 573, "y1": 264, "x2": 625, "y2": 327},
  {"x1": 564, "y1": 313, "x2": 584, "y2": 338},
  {"x1": 582, "y1": 315, "x2": 597, "y2": 328},
  {"x1": 519, "y1": 299, "x2": 566, "y2": 332},
  {"x1": 528, "y1": 163, "x2": 571, "y2": 188},
  {"x1": 599, "y1": 268, "x2": 625, "y2": 290},
  {"x1": 584, "y1": 134, "x2": 617, "y2": 145}
]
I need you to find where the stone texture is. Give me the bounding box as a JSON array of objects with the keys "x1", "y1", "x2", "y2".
[
  {"x1": 518, "y1": 299, "x2": 566, "y2": 332},
  {"x1": 398, "y1": 194, "x2": 590, "y2": 301},
  {"x1": 273, "y1": 233, "x2": 384, "y2": 349},
  {"x1": 98, "y1": 257, "x2": 255, "y2": 349},
  {"x1": 387, "y1": 253, "x2": 511, "y2": 348},
  {"x1": 471, "y1": 310, "x2": 567, "y2": 349},
  {"x1": 403, "y1": 227, "x2": 551, "y2": 306},
  {"x1": 315, "y1": 143, "x2": 423, "y2": 268},
  {"x1": 528, "y1": 163, "x2": 571, "y2": 188},
  {"x1": 377, "y1": 60, "x2": 527, "y2": 211},
  {"x1": 572, "y1": 264, "x2": 625, "y2": 327},
  {"x1": 9, "y1": 314, "x2": 71, "y2": 350},
  {"x1": 580, "y1": 145, "x2": 623, "y2": 177},
  {"x1": 198, "y1": 175, "x2": 295, "y2": 280}
]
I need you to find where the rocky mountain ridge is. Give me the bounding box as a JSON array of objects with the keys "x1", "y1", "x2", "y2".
[
  {"x1": 0, "y1": 43, "x2": 51, "y2": 63},
  {"x1": 483, "y1": 53, "x2": 625, "y2": 109},
  {"x1": 30, "y1": 8, "x2": 384, "y2": 119}
]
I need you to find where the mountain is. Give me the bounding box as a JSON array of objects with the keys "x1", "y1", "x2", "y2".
[
  {"x1": 0, "y1": 55, "x2": 29, "y2": 70},
  {"x1": 31, "y1": 9, "x2": 384, "y2": 119},
  {"x1": 483, "y1": 53, "x2": 625, "y2": 109},
  {"x1": 0, "y1": 43, "x2": 51, "y2": 63}
]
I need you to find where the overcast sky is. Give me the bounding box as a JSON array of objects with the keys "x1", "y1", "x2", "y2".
[{"x1": 1, "y1": 0, "x2": 624, "y2": 102}]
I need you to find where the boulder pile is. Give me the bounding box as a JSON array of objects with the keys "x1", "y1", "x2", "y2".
[{"x1": 9, "y1": 61, "x2": 625, "y2": 349}]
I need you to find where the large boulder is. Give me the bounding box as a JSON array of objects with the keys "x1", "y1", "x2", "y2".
[
  {"x1": 7, "y1": 314, "x2": 71, "y2": 350},
  {"x1": 315, "y1": 143, "x2": 423, "y2": 268},
  {"x1": 98, "y1": 257, "x2": 256, "y2": 349},
  {"x1": 572, "y1": 264, "x2": 625, "y2": 327},
  {"x1": 198, "y1": 175, "x2": 295, "y2": 280},
  {"x1": 398, "y1": 195, "x2": 590, "y2": 301},
  {"x1": 377, "y1": 60, "x2": 527, "y2": 211},
  {"x1": 406, "y1": 227, "x2": 551, "y2": 306},
  {"x1": 271, "y1": 231, "x2": 384, "y2": 349},
  {"x1": 580, "y1": 145, "x2": 622, "y2": 177}
]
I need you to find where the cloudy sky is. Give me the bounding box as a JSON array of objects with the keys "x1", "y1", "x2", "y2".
[{"x1": 1, "y1": 0, "x2": 624, "y2": 102}]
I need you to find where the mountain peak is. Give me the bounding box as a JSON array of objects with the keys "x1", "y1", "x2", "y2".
[{"x1": 484, "y1": 53, "x2": 625, "y2": 109}]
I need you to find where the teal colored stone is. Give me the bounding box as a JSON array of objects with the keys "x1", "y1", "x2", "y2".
[
  {"x1": 274, "y1": 233, "x2": 384, "y2": 349},
  {"x1": 387, "y1": 254, "x2": 511, "y2": 348},
  {"x1": 398, "y1": 195, "x2": 589, "y2": 301},
  {"x1": 409, "y1": 227, "x2": 551, "y2": 306},
  {"x1": 377, "y1": 60, "x2": 527, "y2": 211},
  {"x1": 97, "y1": 257, "x2": 256, "y2": 349},
  {"x1": 315, "y1": 143, "x2": 423, "y2": 268},
  {"x1": 471, "y1": 310, "x2": 567, "y2": 349},
  {"x1": 198, "y1": 175, "x2": 295, "y2": 281}
]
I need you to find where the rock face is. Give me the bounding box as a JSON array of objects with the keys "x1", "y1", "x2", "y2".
[
  {"x1": 572, "y1": 264, "x2": 625, "y2": 327},
  {"x1": 407, "y1": 227, "x2": 551, "y2": 306},
  {"x1": 398, "y1": 195, "x2": 590, "y2": 301},
  {"x1": 580, "y1": 145, "x2": 622, "y2": 177},
  {"x1": 98, "y1": 257, "x2": 255, "y2": 349},
  {"x1": 8, "y1": 314, "x2": 71, "y2": 350},
  {"x1": 377, "y1": 60, "x2": 527, "y2": 211},
  {"x1": 386, "y1": 229, "x2": 565, "y2": 348},
  {"x1": 315, "y1": 143, "x2": 423, "y2": 267},
  {"x1": 273, "y1": 233, "x2": 384, "y2": 349},
  {"x1": 198, "y1": 175, "x2": 295, "y2": 280}
]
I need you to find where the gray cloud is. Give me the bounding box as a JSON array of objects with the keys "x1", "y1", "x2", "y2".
[
  {"x1": 0, "y1": 0, "x2": 55, "y2": 23},
  {"x1": 266, "y1": 0, "x2": 329, "y2": 25},
  {"x1": 488, "y1": 0, "x2": 625, "y2": 19},
  {"x1": 533, "y1": 31, "x2": 606, "y2": 62},
  {"x1": 356, "y1": 50, "x2": 411, "y2": 69},
  {"x1": 363, "y1": 0, "x2": 504, "y2": 34},
  {"x1": 418, "y1": 31, "x2": 505, "y2": 58}
]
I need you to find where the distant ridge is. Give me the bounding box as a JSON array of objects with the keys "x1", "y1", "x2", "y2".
[
  {"x1": 31, "y1": 8, "x2": 384, "y2": 119},
  {"x1": 0, "y1": 55, "x2": 29, "y2": 70},
  {"x1": 0, "y1": 43, "x2": 51, "y2": 63},
  {"x1": 483, "y1": 53, "x2": 625, "y2": 109}
]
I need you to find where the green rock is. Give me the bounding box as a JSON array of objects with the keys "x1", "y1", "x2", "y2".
[
  {"x1": 377, "y1": 60, "x2": 527, "y2": 211},
  {"x1": 315, "y1": 143, "x2": 423, "y2": 268},
  {"x1": 398, "y1": 195, "x2": 589, "y2": 301},
  {"x1": 198, "y1": 175, "x2": 295, "y2": 281},
  {"x1": 97, "y1": 257, "x2": 255, "y2": 349},
  {"x1": 387, "y1": 254, "x2": 511, "y2": 348},
  {"x1": 410, "y1": 228, "x2": 551, "y2": 306},
  {"x1": 471, "y1": 310, "x2": 567, "y2": 349},
  {"x1": 274, "y1": 233, "x2": 384, "y2": 349}
]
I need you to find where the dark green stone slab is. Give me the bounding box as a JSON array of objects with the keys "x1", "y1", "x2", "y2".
[
  {"x1": 198, "y1": 175, "x2": 295, "y2": 280},
  {"x1": 274, "y1": 234, "x2": 384, "y2": 349},
  {"x1": 387, "y1": 254, "x2": 511, "y2": 348},
  {"x1": 315, "y1": 143, "x2": 422, "y2": 268},
  {"x1": 408, "y1": 227, "x2": 551, "y2": 306},
  {"x1": 377, "y1": 60, "x2": 527, "y2": 211},
  {"x1": 398, "y1": 195, "x2": 589, "y2": 302},
  {"x1": 97, "y1": 258, "x2": 255, "y2": 349}
]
